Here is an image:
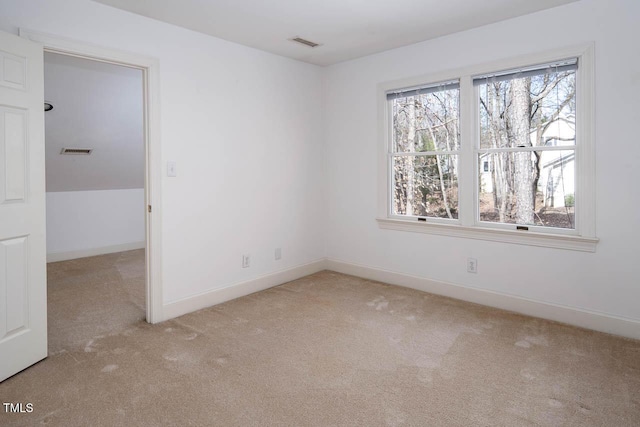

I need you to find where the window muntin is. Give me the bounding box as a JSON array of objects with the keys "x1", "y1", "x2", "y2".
[
  {"x1": 389, "y1": 82, "x2": 460, "y2": 219},
  {"x1": 476, "y1": 61, "x2": 577, "y2": 230}
]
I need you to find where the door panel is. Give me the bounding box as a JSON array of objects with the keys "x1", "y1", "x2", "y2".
[
  {"x1": 0, "y1": 236, "x2": 28, "y2": 339},
  {"x1": 0, "y1": 31, "x2": 46, "y2": 382},
  {"x1": 1, "y1": 106, "x2": 27, "y2": 202},
  {"x1": 0, "y1": 50, "x2": 27, "y2": 90}
]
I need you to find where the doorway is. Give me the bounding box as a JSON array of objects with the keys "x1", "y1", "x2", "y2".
[
  {"x1": 20, "y1": 30, "x2": 164, "y2": 324},
  {"x1": 44, "y1": 51, "x2": 147, "y2": 351}
]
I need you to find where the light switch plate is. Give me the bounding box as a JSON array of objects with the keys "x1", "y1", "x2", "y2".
[{"x1": 167, "y1": 161, "x2": 177, "y2": 177}]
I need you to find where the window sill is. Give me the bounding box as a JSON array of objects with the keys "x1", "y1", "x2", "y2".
[{"x1": 376, "y1": 218, "x2": 598, "y2": 252}]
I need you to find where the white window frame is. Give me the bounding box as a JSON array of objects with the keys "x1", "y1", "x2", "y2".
[{"x1": 376, "y1": 44, "x2": 598, "y2": 252}]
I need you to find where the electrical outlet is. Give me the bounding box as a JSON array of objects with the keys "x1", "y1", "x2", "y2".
[
  {"x1": 467, "y1": 258, "x2": 477, "y2": 274},
  {"x1": 242, "y1": 255, "x2": 250, "y2": 268},
  {"x1": 274, "y1": 248, "x2": 281, "y2": 260}
]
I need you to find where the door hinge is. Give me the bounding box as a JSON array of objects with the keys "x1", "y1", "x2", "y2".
[{"x1": 148, "y1": 205, "x2": 152, "y2": 213}]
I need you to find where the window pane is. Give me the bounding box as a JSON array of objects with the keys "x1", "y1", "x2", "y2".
[
  {"x1": 478, "y1": 69, "x2": 576, "y2": 150},
  {"x1": 393, "y1": 155, "x2": 458, "y2": 219},
  {"x1": 479, "y1": 150, "x2": 575, "y2": 229},
  {"x1": 392, "y1": 87, "x2": 460, "y2": 153}
]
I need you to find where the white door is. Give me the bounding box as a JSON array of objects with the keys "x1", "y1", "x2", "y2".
[{"x1": 0, "y1": 31, "x2": 47, "y2": 382}]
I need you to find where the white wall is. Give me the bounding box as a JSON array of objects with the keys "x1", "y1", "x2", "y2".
[
  {"x1": 0, "y1": 0, "x2": 326, "y2": 305},
  {"x1": 46, "y1": 189, "x2": 145, "y2": 260},
  {"x1": 324, "y1": 0, "x2": 640, "y2": 322}
]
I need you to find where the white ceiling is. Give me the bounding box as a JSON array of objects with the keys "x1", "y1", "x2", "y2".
[
  {"x1": 92, "y1": 0, "x2": 578, "y2": 66},
  {"x1": 44, "y1": 52, "x2": 144, "y2": 192}
]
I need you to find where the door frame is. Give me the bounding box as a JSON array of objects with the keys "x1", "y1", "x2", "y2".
[{"x1": 19, "y1": 29, "x2": 164, "y2": 323}]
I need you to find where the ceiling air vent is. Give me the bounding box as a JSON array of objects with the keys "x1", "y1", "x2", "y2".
[
  {"x1": 290, "y1": 37, "x2": 321, "y2": 48},
  {"x1": 60, "y1": 148, "x2": 93, "y2": 155}
]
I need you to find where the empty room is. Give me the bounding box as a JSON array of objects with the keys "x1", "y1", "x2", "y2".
[{"x1": 0, "y1": 0, "x2": 638, "y2": 426}]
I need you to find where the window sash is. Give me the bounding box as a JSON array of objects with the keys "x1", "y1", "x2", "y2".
[
  {"x1": 389, "y1": 153, "x2": 460, "y2": 221},
  {"x1": 475, "y1": 148, "x2": 576, "y2": 230}
]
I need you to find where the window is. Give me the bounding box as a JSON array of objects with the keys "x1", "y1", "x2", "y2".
[
  {"x1": 388, "y1": 81, "x2": 460, "y2": 220},
  {"x1": 378, "y1": 46, "x2": 597, "y2": 251},
  {"x1": 476, "y1": 59, "x2": 577, "y2": 230}
]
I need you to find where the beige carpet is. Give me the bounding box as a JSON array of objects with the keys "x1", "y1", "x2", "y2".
[{"x1": 1, "y1": 250, "x2": 639, "y2": 426}]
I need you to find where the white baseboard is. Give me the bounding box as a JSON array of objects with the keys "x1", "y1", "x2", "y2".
[
  {"x1": 326, "y1": 259, "x2": 640, "y2": 340},
  {"x1": 47, "y1": 241, "x2": 145, "y2": 263},
  {"x1": 163, "y1": 259, "x2": 327, "y2": 321},
  {"x1": 158, "y1": 256, "x2": 639, "y2": 340}
]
